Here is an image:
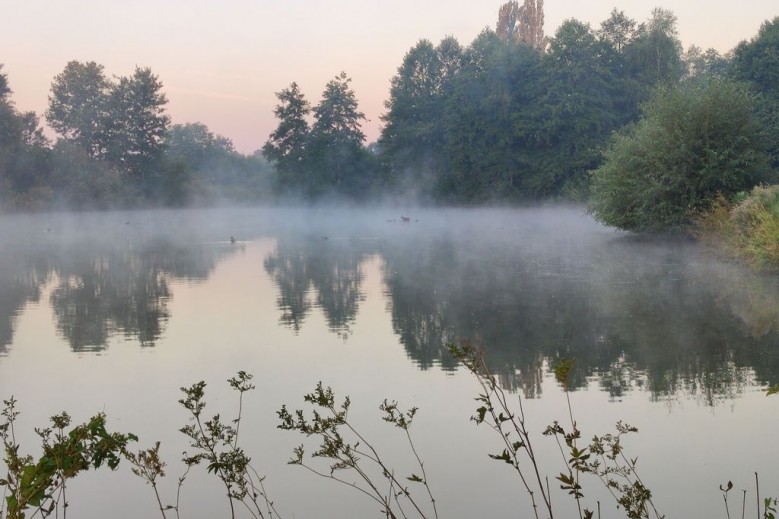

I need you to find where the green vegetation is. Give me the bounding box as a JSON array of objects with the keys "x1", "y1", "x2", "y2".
[
  {"x1": 6, "y1": 5, "x2": 776, "y2": 210},
  {"x1": 0, "y1": 397, "x2": 136, "y2": 519},
  {"x1": 695, "y1": 186, "x2": 779, "y2": 268},
  {"x1": 589, "y1": 79, "x2": 772, "y2": 232},
  {"x1": 278, "y1": 383, "x2": 438, "y2": 519},
  {"x1": 0, "y1": 62, "x2": 273, "y2": 211},
  {"x1": 264, "y1": 73, "x2": 375, "y2": 200},
  {"x1": 450, "y1": 343, "x2": 661, "y2": 519},
  {"x1": 683, "y1": 18, "x2": 779, "y2": 268},
  {"x1": 590, "y1": 15, "x2": 779, "y2": 237},
  {"x1": 375, "y1": 7, "x2": 686, "y2": 203}
]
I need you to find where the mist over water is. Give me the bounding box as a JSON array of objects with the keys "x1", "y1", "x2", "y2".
[{"x1": 1, "y1": 205, "x2": 778, "y2": 519}]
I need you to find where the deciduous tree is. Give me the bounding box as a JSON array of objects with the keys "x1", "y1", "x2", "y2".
[
  {"x1": 599, "y1": 9, "x2": 636, "y2": 53},
  {"x1": 0, "y1": 65, "x2": 10, "y2": 100},
  {"x1": 380, "y1": 37, "x2": 463, "y2": 192},
  {"x1": 105, "y1": 67, "x2": 170, "y2": 182},
  {"x1": 0, "y1": 66, "x2": 51, "y2": 203},
  {"x1": 731, "y1": 17, "x2": 779, "y2": 169},
  {"x1": 626, "y1": 8, "x2": 684, "y2": 87},
  {"x1": 732, "y1": 17, "x2": 779, "y2": 100},
  {"x1": 46, "y1": 61, "x2": 111, "y2": 158},
  {"x1": 496, "y1": 0, "x2": 545, "y2": 50}
]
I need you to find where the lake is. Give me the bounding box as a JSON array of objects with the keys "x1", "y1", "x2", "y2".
[{"x1": 1, "y1": 206, "x2": 778, "y2": 519}]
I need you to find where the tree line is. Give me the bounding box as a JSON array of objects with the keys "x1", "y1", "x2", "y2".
[
  {"x1": 0, "y1": 63, "x2": 273, "y2": 210},
  {"x1": 266, "y1": 3, "x2": 777, "y2": 210},
  {"x1": 0, "y1": 2, "x2": 777, "y2": 213}
]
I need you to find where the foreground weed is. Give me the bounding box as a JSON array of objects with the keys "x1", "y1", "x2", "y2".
[
  {"x1": 126, "y1": 371, "x2": 281, "y2": 519},
  {"x1": 720, "y1": 474, "x2": 779, "y2": 519},
  {"x1": 0, "y1": 397, "x2": 135, "y2": 519},
  {"x1": 277, "y1": 382, "x2": 437, "y2": 519},
  {"x1": 450, "y1": 341, "x2": 663, "y2": 519},
  {"x1": 178, "y1": 371, "x2": 280, "y2": 519}
]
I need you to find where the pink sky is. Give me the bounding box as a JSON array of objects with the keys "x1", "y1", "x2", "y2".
[{"x1": 3, "y1": 1, "x2": 777, "y2": 154}]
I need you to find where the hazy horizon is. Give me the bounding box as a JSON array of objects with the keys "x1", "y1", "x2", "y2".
[{"x1": 3, "y1": 0, "x2": 777, "y2": 153}]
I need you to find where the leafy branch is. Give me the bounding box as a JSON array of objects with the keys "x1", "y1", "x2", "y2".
[
  {"x1": 0, "y1": 397, "x2": 136, "y2": 519},
  {"x1": 277, "y1": 382, "x2": 437, "y2": 519}
]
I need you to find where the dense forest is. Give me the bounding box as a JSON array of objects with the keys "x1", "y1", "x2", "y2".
[{"x1": 0, "y1": 2, "x2": 777, "y2": 217}]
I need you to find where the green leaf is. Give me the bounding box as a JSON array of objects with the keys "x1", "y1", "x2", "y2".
[
  {"x1": 407, "y1": 474, "x2": 423, "y2": 483},
  {"x1": 488, "y1": 449, "x2": 512, "y2": 464}
]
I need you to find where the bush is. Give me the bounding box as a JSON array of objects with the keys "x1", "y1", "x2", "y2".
[
  {"x1": 589, "y1": 79, "x2": 774, "y2": 232},
  {"x1": 695, "y1": 185, "x2": 779, "y2": 268}
]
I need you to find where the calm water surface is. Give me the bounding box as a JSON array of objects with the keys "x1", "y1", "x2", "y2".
[{"x1": 1, "y1": 206, "x2": 778, "y2": 518}]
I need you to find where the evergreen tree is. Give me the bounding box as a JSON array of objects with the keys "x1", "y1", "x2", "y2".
[
  {"x1": 307, "y1": 72, "x2": 369, "y2": 198},
  {"x1": 263, "y1": 82, "x2": 311, "y2": 193}
]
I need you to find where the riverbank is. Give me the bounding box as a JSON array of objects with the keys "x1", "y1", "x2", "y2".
[{"x1": 695, "y1": 185, "x2": 779, "y2": 269}]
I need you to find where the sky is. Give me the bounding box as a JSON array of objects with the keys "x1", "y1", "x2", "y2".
[{"x1": 2, "y1": 1, "x2": 777, "y2": 154}]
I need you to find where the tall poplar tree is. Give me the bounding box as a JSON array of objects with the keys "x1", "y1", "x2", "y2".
[{"x1": 496, "y1": 0, "x2": 545, "y2": 50}]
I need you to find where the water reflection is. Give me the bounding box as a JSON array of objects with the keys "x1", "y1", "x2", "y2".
[
  {"x1": 264, "y1": 236, "x2": 371, "y2": 339},
  {"x1": 263, "y1": 212, "x2": 779, "y2": 403},
  {"x1": 384, "y1": 229, "x2": 779, "y2": 401},
  {"x1": 0, "y1": 252, "x2": 47, "y2": 354},
  {"x1": 1, "y1": 208, "x2": 778, "y2": 403},
  {"x1": 0, "y1": 215, "x2": 239, "y2": 351}
]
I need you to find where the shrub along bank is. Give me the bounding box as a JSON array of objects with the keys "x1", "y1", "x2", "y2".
[{"x1": 695, "y1": 185, "x2": 779, "y2": 269}]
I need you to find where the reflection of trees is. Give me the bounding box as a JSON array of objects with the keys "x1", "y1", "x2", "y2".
[
  {"x1": 0, "y1": 252, "x2": 49, "y2": 355},
  {"x1": 264, "y1": 246, "x2": 312, "y2": 332},
  {"x1": 381, "y1": 237, "x2": 459, "y2": 370},
  {"x1": 49, "y1": 241, "x2": 230, "y2": 351},
  {"x1": 264, "y1": 237, "x2": 367, "y2": 339},
  {"x1": 51, "y1": 250, "x2": 170, "y2": 351},
  {"x1": 259, "y1": 213, "x2": 779, "y2": 403},
  {"x1": 0, "y1": 217, "x2": 235, "y2": 354},
  {"x1": 380, "y1": 223, "x2": 779, "y2": 402}
]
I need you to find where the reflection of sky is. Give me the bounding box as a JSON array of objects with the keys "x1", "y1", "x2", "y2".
[{"x1": 3, "y1": 0, "x2": 777, "y2": 153}]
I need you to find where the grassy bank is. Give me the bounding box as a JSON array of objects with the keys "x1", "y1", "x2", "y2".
[{"x1": 695, "y1": 185, "x2": 779, "y2": 269}]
